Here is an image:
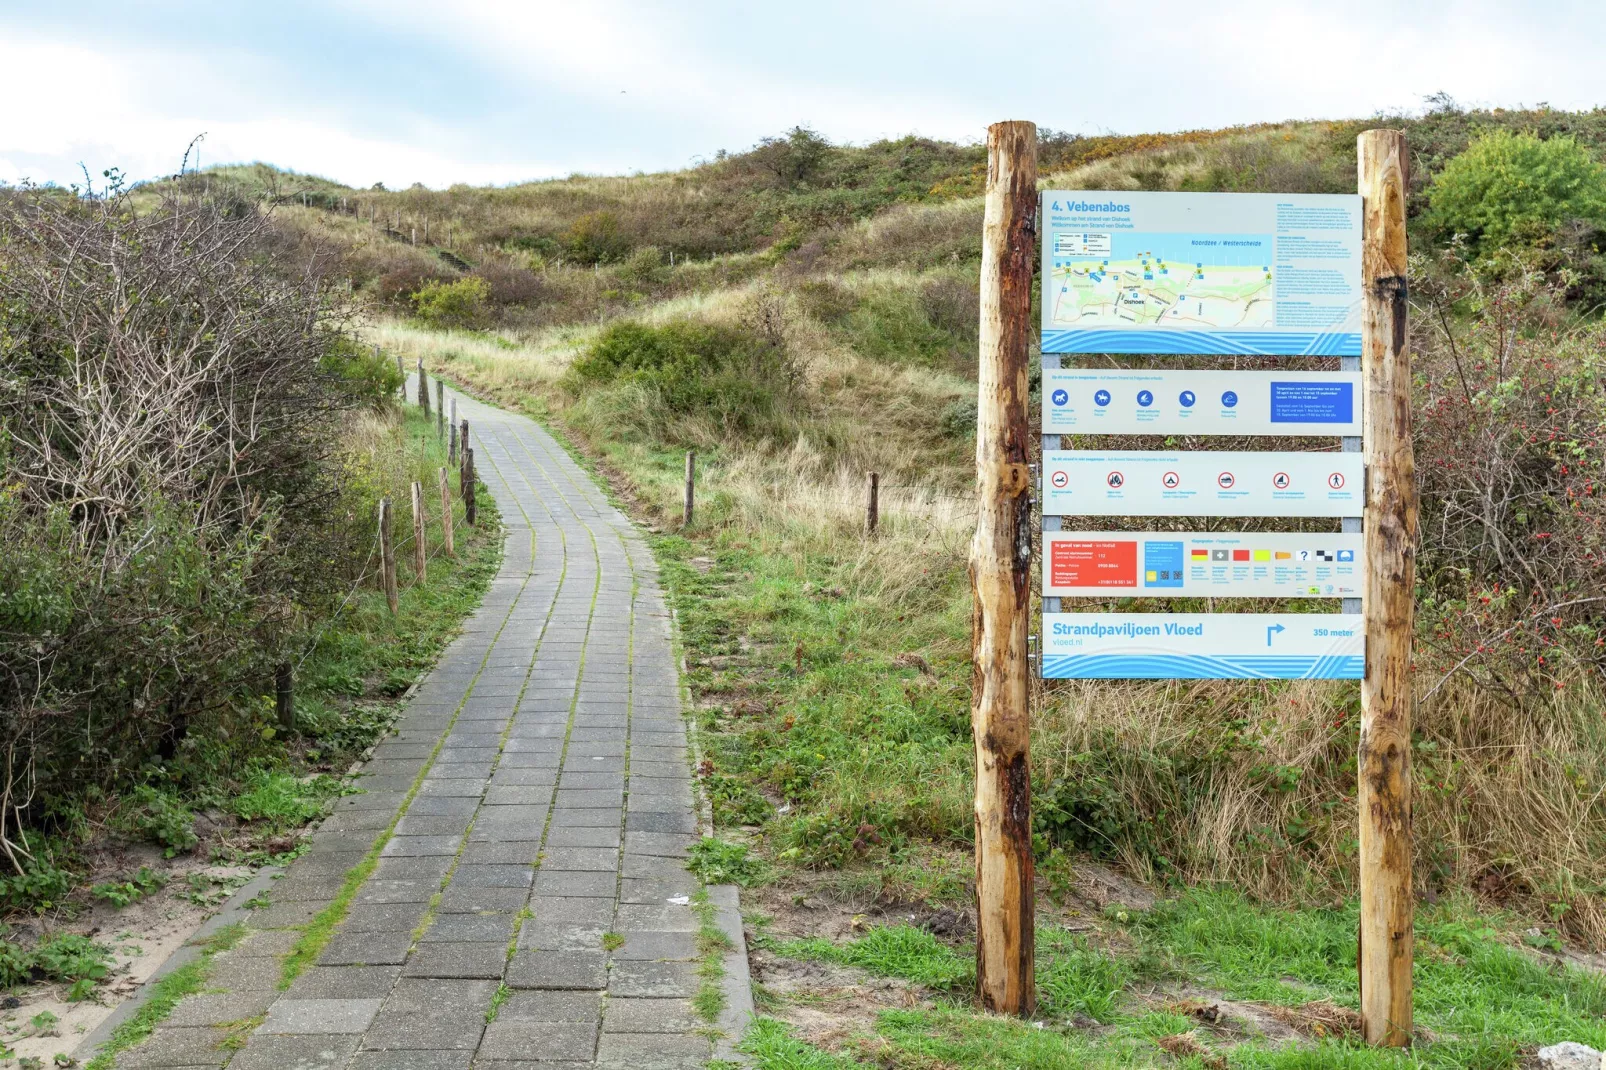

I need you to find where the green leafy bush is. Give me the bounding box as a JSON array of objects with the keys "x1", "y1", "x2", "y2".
[
  {"x1": 0, "y1": 932, "x2": 113, "y2": 995},
  {"x1": 1425, "y1": 130, "x2": 1606, "y2": 252},
  {"x1": 91, "y1": 867, "x2": 166, "y2": 908},
  {"x1": 410, "y1": 276, "x2": 490, "y2": 327},
  {"x1": 127, "y1": 786, "x2": 198, "y2": 857},
  {"x1": 564, "y1": 320, "x2": 798, "y2": 437},
  {"x1": 0, "y1": 863, "x2": 74, "y2": 914},
  {"x1": 685, "y1": 837, "x2": 764, "y2": 886}
]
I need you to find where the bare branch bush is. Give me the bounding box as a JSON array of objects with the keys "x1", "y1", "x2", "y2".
[{"x1": 0, "y1": 182, "x2": 390, "y2": 867}]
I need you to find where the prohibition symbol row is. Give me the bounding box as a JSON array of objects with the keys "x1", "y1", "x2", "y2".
[{"x1": 1048, "y1": 470, "x2": 1350, "y2": 491}]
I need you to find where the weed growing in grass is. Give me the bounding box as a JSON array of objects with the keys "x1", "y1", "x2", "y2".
[
  {"x1": 687, "y1": 838, "x2": 765, "y2": 887},
  {"x1": 230, "y1": 771, "x2": 344, "y2": 830},
  {"x1": 0, "y1": 933, "x2": 113, "y2": 994},
  {"x1": 90, "y1": 867, "x2": 166, "y2": 908}
]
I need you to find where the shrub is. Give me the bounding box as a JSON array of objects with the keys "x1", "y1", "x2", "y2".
[
  {"x1": 410, "y1": 276, "x2": 490, "y2": 327},
  {"x1": 1425, "y1": 130, "x2": 1606, "y2": 252},
  {"x1": 563, "y1": 210, "x2": 630, "y2": 264},
  {"x1": 564, "y1": 320, "x2": 799, "y2": 437}
]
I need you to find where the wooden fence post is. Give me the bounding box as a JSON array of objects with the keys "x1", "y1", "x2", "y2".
[
  {"x1": 438, "y1": 466, "x2": 456, "y2": 559},
  {"x1": 970, "y1": 119, "x2": 1037, "y2": 1017},
  {"x1": 449, "y1": 399, "x2": 459, "y2": 465},
  {"x1": 866, "y1": 472, "x2": 880, "y2": 536},
  {"x1": 682, "y1": 451, "x2": 695, "y2": 526},
  {"x1": 379, "y1": 497, "x2": 399, "y2": 616},
  {"x1": 463, "y1": 446, "x2": 477, "y2": 527},
  {"x1": 436, "y1": 380, "x2": 445, "y2": 438},
  {"x1": 1357, "y1": 127, "x2": 1416, "y2": 1048},
  {"x1": 410, "y1": 480, "x2": 428, "y2": 585},
  {"x1": 417, "y1": 359, "x2": 430, "y2": 416},
  {"x1": 392, "y1": 350, "x2": 404, "y2": 397},
  {"x1": 275, "y1": 663, "x2": 294, "y2": 732}
]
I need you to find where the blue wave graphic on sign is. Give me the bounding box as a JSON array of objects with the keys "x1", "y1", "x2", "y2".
[
  {"x1": 1041, "y1": 329, "x2": 1361, "y2": 357},
  {"x1": 1041, "y1": 654, "x2": 1363, "y2": 680}
]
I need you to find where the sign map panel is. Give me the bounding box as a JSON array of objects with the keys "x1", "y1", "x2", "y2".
[{"x1": 1040, "y1": 191, "x2": 1363, "y2": 355}]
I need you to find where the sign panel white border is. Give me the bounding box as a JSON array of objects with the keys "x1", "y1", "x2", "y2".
[
  {"x1": 1042, "y1": 450, "x2": 1364, "y2": 518},
  {"x1": 1044, "y1": 531, "x2": 1363, "y2": 598},
  {"x1": 1042, "y1": 613, "x2": 1363, "y2": 679},
  {"x1": 1040, "y1": 190, "x2": 1363, "y2": 356},
  {"x1": 1043, "y1": 369, "x2": 1362, "y2": 437}
]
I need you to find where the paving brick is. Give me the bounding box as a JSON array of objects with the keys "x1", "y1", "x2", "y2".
[
  {"x1": 601, "y1": 997, "x2": 700, "y2": 1033},
  {"x1": 505, "y1": 950, "x2": 607, "y2": 990},
  {"x1": 341, "y1": 903, "x2": 431, "y2": 933},
  {"x1": 164, "y1": 990, "x2": 279, "y2": 1027},
  {"x1": 417, "y1": 912, "x2": 517, "y2": 944},
  {"x1": 349, "y1": 1051, "x2": 473, "y2": 1070},
  {"x1": 610, "y1": 930, "x2": 698, "y2": 961},
  {"x1": 363, "y1": 978, "x2": 496, "y2": 1049},
  {"x1": 528, "y1": 897, "x2": 615, "y2": 926},
  {"x1": 540, "y1": 847, "x2": 619, "y2": 872},
  {"x1": 287, "y1": 965, "x2": 404, "y2": 999},
  {"x1": 260, "y1": 997, "x2": 384, "y2": 1034},
  {"x1": 597, "y1": 960, "x2": 699, "y2": 998},
  {"x1": 595, "y1": 1031, "x2": 710, "y2": 1070},
  {"x1": 318, "y1": 929, "x2": 413, "y2": 966},
  {"x1": 436, "y1": 884, "x2": 530, "y2": 913},
  {"x1": 496, "y1": 990, "x2": 602, "y2": 1023},
  {"x1": 478, "y1": 1020, "x2": 598, "y2": 1062},
  {"x1": 371, "y1": 855, "x2": 454, "y2": 881},
  {"x1": 401, "y1": 942, "x2": 507, "y2": 979},
  {"x1": 354, "y1": 879, "x2": 437, "y2": 905},
  {"x1": 227, "y1": 1033, "x2": 361, "y2": 1070},
  {"x1": 532, "y1": 870, "x2": 615, "y2": 898},
  {"x1": 116, "y1": 1025, "x2": 230, "y2": 1068}
]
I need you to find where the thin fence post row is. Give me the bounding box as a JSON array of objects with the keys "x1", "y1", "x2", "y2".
[
  {"x1": 866, "y1": 472, "x2": 879, "y2": 536},
  {"x1": 275, "y1": 663, "x2": 294, "y2": 733},
  {"x1": 410, "y1": 480, "x2": 427, "y2": 586},
  {"x1": 436, "y1": 380, "x2": 445, "y2": 439},
  {"x1": 683, "y1": 450, "x2": 695, "y2": 526},
  {"x1": 417, "y1": 359, "x2": 430, "y2": 416},
  {"x1": 449, "y1": 399, "x2": 459, "y2": 465},
  {"x1": 438, "y1": 466, "x2": 456, "y2": 559},
  {"x1": 379, "y1": 496, "x2": 399, "y2": 616}
]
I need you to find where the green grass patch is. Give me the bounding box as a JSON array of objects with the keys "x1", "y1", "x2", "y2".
[
  {"x1": 778, "y1": 925, "x2": 971, "y2": 991},
  {"x1": 83, "y1": 923, "x2": 246, "y2": 1070},
  {"x1": 691, "y1": 889, "x2": 734, "y2": 1024}
]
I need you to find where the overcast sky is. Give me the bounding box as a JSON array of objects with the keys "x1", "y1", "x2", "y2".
[{"x1": 2, "y1": 0, "x2": 1602, "y2": 190}]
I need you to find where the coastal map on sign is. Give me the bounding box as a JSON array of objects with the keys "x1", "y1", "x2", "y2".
[
  {"x1": 1040, "y1": 191, "x2": 1363, "y2": 356},
  {"x1": 1047, "y1": 230, "x2": 1274, "y2": 331}
]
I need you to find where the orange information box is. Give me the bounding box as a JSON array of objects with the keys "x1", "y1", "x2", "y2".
[{"x1": 1049, "y1": 539, "x2": 1138, "y2": 588}]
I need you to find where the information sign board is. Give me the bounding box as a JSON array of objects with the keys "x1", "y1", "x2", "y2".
[
  {"x1": 1040, "y1": 191, "x2": 1363, "y2": 355},
  {"x1": 1042, "y1": 450, "x2": 1363, "y2": 518},
  {"x1": 1043, "y1": 369, "x2": 1361, "y2": 436},
  {"x1": 1044, "y1": 531, "x2": 1362, "y2": 598},
  {"x1": 1042, "y1": 612, "x2": 1363, "y2": 679}
]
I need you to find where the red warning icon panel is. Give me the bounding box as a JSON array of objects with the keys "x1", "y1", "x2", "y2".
[{"x1": 1041, "y1": 451, "x2": 1364, "y2": 518}]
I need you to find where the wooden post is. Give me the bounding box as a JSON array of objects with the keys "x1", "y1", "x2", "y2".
[
  {"x1": 436, "y1": 379, "x2": 446, "y2": 438},
  {"x1": 275, "y1": 663, "x2": 294, "y2": 732},
  {"x1": 438, "y1": 466, "x2": 456, "y2": 559},
  {"x1": 970, "y1": 119, "x2": 1037, "y2": 1017},
  {"x1": 1356, "y1": 128, "x2": 1416, "y2": 1048},
  {"x1": 393, "y1": 351, "x2": 404, "y2": 396},
  {"x1": 379, "y1": 497, "x2": 399, "y2": 615},
  {"x1": 461, "y1": 419, "x2": 470, "y2": 457},
  {"x1": 682, "y1": 450, "x2": 695, "y2": 526},
  {"x1": 449, "y1": 399, "x2": 459, "y2": 464},
  {"x1": 866, "y1": 472, "x2": 879, "y2": 535},
  {"x1": 410, "y1": 480, "x2": 428, "y2": 585},
  {"x1": 463, "y1": 447, "x2": 478, "y2": 527},
  {"x1": 417, "y1": 359, "x2": 430, "y2": 416}
]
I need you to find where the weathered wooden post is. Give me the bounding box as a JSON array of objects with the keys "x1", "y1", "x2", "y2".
[
  {"x1": 392, "y1": 350, "x2": 404, "y2": 397},
  {"x1": 462, "y1": 447, "x2": 477, "y2": 527},
  {"x1": 1356, "y1": 128, "x2": 1416, "y2": 1048},
  {"x1": 970, "y1": 119, "x2": 1037, "y2": 1016},
  {"x1": 379, "y1": 497, "x2": 399, "y2": 615},
  {"x1": 682, "y1": 451, "x2": 695, "y2": 526},
  {"x1": 449, "y1": 400, "x2": 459, "y2": 465},
  {"x1": 410, "y1": 480, "x2": 428, "y2": 585},
  {"x1": 438, "y1": 466, "x2": 456, "y2": 559},
  {"x1": 866, "y1": 472, "x2": 880, "y2": 536},
  {"x1": 275, "y1": 663, "x2": 294, "y2": 732},
  {"x1": 417, "y1": 359, "x2": 430, "y2": 416},
  {"x1": 436, "y1": 380, "x2": 446, "y2": 438}
]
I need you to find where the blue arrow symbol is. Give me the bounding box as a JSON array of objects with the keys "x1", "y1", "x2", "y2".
[{"x1": 1266, "y1": 623, "x2": 1286, "y2": 647}]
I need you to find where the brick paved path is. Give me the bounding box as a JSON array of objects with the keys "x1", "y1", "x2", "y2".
[{"x1": 98, "y1": 384, "x2": 736, "y2": 1070}]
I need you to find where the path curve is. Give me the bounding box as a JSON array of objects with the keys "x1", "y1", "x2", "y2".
[{"x1": 84, "y1": 383, "x2": 747, "y2": 1070}]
